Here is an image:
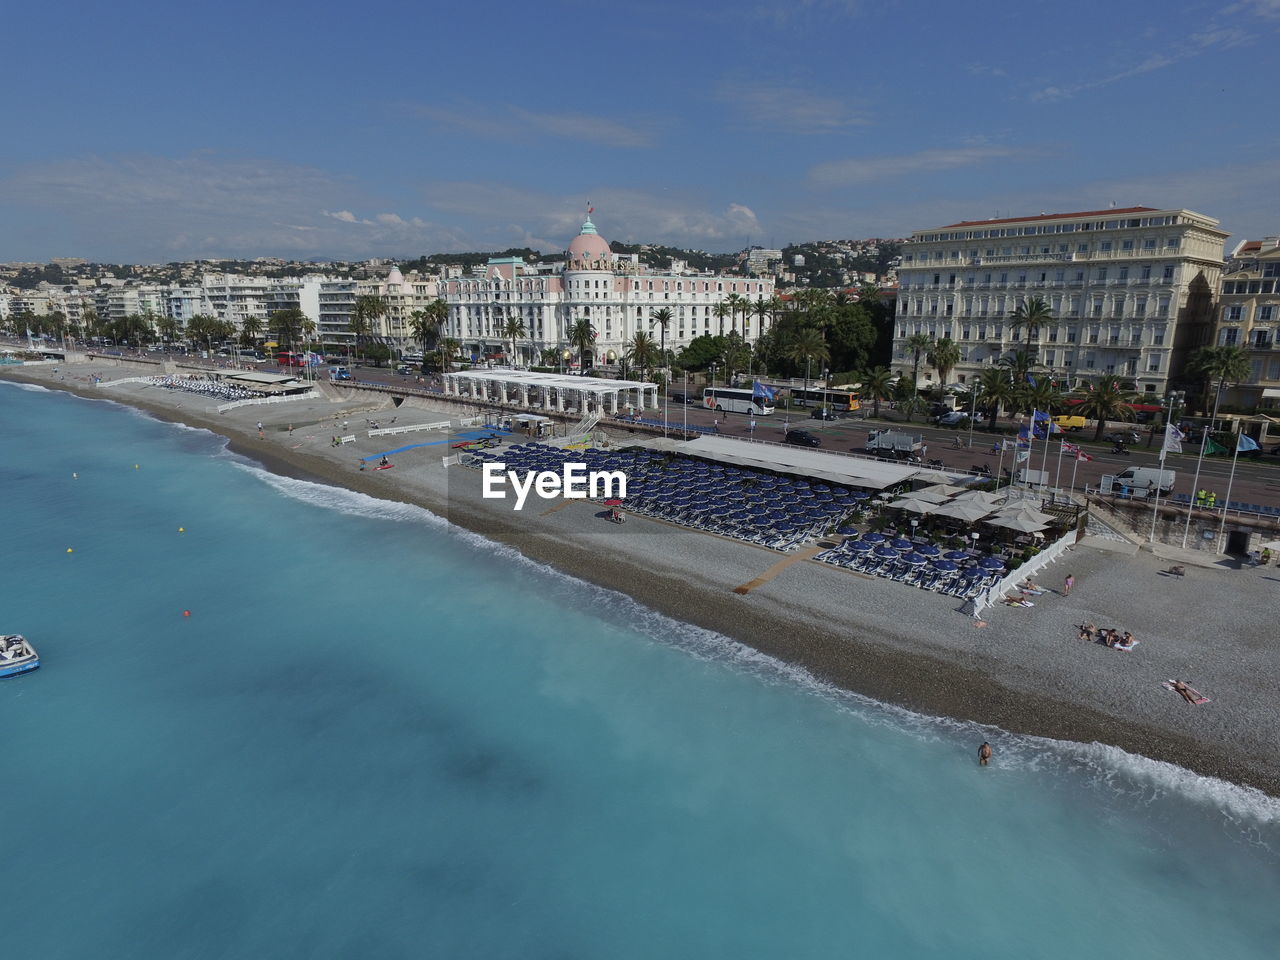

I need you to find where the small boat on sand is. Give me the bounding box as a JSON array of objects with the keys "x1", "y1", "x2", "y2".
[{"x1": 0, "y1": 635, "x2": 39, "y2": 678}]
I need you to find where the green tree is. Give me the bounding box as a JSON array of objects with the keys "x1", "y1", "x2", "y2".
[
  {"x1": 904, "y1": 332, "x2": 932, "y2": 390},
  {"x1": 568, "y1": 317, "x2": 597, "y2": 372},
  {"x1": 649, "y1": 307, "x2": 672, "y2": 375},
  {"x1": 439, "y1": 337, "x2": 461, "y2": 373},
  {"x1": 1074, "y1": 375, "x2": 1136, "y2": 441},
  {"x1": 675, "y1": 334, "x2": 726, "y2": 372},
  {"x1": 350, "y1": 295, "x2": 387, "y2": 360},
  {"x1": 624, "y1": 331, "x2": 660, "y2": 380},
  {"x1": 1009, "y1": 295, "x2": 1053, "y2": 348},
  {"x1": 858, "y1": 365, "x2": 895, "y2": 419},
  {"x1": 1187, "y1": 344, "x2": 1250, "y2": 416},
  {"x1": 787, "y1": 327, "x2": 830, "y2": 393},
  {"x1": 713, "y1": 301, "x2": 731, "y2": 336},
  {"x1": 239, "y1": 316, "x2": 264, "y2": 347},
  {"x1": 501, "y1": 314, "x2": 527, "y2": 368},
  {"x1": 925, "y1": 337, "x2": 961, "y2": 388},
  {"x1": 269, "y1": 308, "x2": 308, "y2": 353},
  {"x1": 894, "y1": 378, "x2": 926, "y2": 423},
  {"x1": 976, "y1": 367, "x2": 1017, "y2": 431},
  {"x1": 998, "y1": 348, "x2": 1042, "y2": 414}
]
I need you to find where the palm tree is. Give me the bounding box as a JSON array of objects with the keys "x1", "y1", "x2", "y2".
[
  {"x1": 269, "y1": 308, "x2": 307, "y2": 355},
  {"x1": 239, "y1": 316, "x2": 264, "y2": 347},
  {"x1": 1009, "y1": 295, "x2": 1053, "y2": 349},
  {"x1": 438, "y1": 337, "x2": 461, "y2": 373},
  {"x1": 1074, "y1": 375, "x2": 1136, "y2": 441},
  {"x1": 1187, "y1": 344, "x2": 1250, "y2": 416},
  {"x1": 858, "y1": 365, "x2": 895, "y2": 419},
  {"x1": 904, "y1": 332, "x2": 932, "y2": 389},
  {"x1": 351, "y1": 295, "x2": 387, "y2": 362},
  {"x1": 895, "y1": 378, "x2": 927, "y2": 423},
  {"x1": 976, "y1": 367, "x2": 1016, "y2": 431},
  {"x1": 569, "y1": 318, "x2": 597, "y2": 373},
  {"x1": 649, "y1": 307, "x2": 672, "y2": 376},
  {"x1": 786, "y1": 327, "x2": 830, "y2": 394},
  {"x1": 712, "y1": 301, "x2": 731, "y2": 337},
  {"x1": 752, "y1": 295, "x2": 779, "y2": 334},
  {"x1": 500, "y1": 314, "x2": 527, "y2": 368},
  {"x1": 925, "y1": 337, "x2": 961, "y2": 388},
  {"x1": 624, "y1": 331, "x2": 660, "y2": 381}
]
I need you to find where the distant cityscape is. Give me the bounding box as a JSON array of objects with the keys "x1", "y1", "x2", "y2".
[{"x1": 3, "y1": 205, "x2": 1277, "y2": 411}]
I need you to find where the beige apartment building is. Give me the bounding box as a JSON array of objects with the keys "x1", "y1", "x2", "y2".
[
  {"x1": 1215, "y1": 237, "x2": 1280, "y2": 410},
  {"x1": 894, "y1": 207, "x2": 1227, "y2": 397}
]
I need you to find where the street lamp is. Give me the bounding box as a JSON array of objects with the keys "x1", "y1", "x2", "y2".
[
  {"x1": 710, "y1": 362, "x2": 717, "y2": 389},
  {"x1": 967, "y1": 382, "x2": 983, "y2": 449}
]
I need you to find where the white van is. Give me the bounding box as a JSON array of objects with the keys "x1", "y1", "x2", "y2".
[{"x1": 1115, "y1": 467, "x2": 1175, "y2": 494}]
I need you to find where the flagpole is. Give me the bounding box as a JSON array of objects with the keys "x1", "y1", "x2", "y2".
[
  {"x1": 1148, "y1": 442, "x2": 1168, "y2": 542},
  {"x1": 1070, "y1": 451, "x2": 1080, "y2": 493},
  {"x1": 1215, "y1": 434, "x2": 1243, "y2": 550},
  {"x1": 1180, "y1": 387, "x2": 1221, "y2": 549},
  {"x1": 1054, "y1": 436, "x2": 1065, "y2": 491}
]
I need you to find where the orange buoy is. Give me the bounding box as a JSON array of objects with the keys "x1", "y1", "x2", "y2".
[{"x1": 183, "y1": 610, "x2": 191, "y2": 617}]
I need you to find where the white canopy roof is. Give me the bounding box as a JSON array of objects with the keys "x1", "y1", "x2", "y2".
[{"x1": 675, "y1": 436, "x2": 934, "y2": 491}]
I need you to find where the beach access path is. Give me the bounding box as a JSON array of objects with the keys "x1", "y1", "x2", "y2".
[{"x1": 6, "y1": 359, "x2": 1279, "y2": 796}]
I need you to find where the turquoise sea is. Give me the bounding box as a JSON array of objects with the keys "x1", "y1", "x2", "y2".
[{"x1": 2, "y1": 380, "x2": 1279, "y2": 959}]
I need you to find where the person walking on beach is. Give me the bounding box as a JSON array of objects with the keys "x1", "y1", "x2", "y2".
[
  {"x1": 1063, "y1": 573, "x2": 1075, "y2": 595},
  {"x1": 288, "y1": 423, "x2": 294, "y2": 435},
  {"x1": 257, "y1": 421, "x2": 264, "y2": 439},
  {"x1": 978, "y1": 742, "x2": 992, "y2": 766}
]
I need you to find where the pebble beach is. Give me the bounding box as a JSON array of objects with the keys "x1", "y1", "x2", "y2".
[{"x1": 7, "y1": 357, "x2": 1279, "y2": 797}]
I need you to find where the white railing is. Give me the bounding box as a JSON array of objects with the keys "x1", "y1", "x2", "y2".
[
  {"x1": 442, "y1": 453, "x2": 462, "y2": 467},
  {"x1": 368, "y1": 420, "x2": 453, "y2": 437},
  {"x1": 216, "y1": 390, "x2": 319, "y2": 413},
  {"x1": 458, "y1": 415, "x2": 484, "y2": 427},
  {"x1": 96, "y1": 377, "x2": 155, "y2": 388},
  {"x1": 970, "y1": 533, "x2": 1075, "y2": 616}
]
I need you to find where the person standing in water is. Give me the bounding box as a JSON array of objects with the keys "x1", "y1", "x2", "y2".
[{"x1": 978, "y1": 742, "x2": 992, "y2": 766}]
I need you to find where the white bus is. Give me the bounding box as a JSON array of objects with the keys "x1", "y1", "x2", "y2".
[{"x1": 703, "y1": 387, "x2": 775, "y2": 415}]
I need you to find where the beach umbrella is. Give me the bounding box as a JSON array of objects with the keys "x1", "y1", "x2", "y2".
[
  {"x1": 890, "y1": 537, "x2": 914, "y2": 550},
  {"x1": 873, "y1": 545, "x2": 899, "y2": 559},
  {"x1": 952, "y1": 490, "x2": 1003, "y2": 506},
  {"x1": 890, "y1": 497, "x2": 937, "y2": 514},
  {"x1": 986, "y1": 513, "x2": 1048, "y2": 533},
  {"x1": 915, "y1": 543, "x2": 941, "y2": 557},
  {"x1": 931, "y1": 500, "x2": 994, "y2": 523},
  {"x1": 861, "y1": 532, "x2": 887, "y2": 543},
  {"x1": 905, "y1": 489, "x2": 952, "y2": 504},
  {"x1": 846, "y1": 539, "x2": 874, "y2": 552},
  {"x1": 919, "y1": 483, "x2": 967, "y2": 498},
  {"x1": 979, "y1": 556, "x2": 1006, "y2": 571},
  {"x1": 849, "y1": 491, "x2": 871, "y2": 500},
  {"x1": 931, "y1": 558, "x2": 959, "y2": 571},
  {"x1": 902, "y1": 552, "x2": 928, "y2": 565},
  {"x1": 962, "y1": 566, "x2": 986, "y2": 578},
  {"x1": 944, "y1": 549, "x2": 971, "y2": 561}
]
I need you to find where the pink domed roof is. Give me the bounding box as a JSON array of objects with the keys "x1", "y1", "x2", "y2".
[{"x1": 567, "y1": 216, "x2": 611, "y2": 264}]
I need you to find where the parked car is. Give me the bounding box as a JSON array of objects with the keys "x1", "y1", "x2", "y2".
[
  {"x1": 669, "y1": 393, "x2": 696, "y2": 404},
  {"x1": 810, "y1": 407, "x2": 839, "y2": 421},
  {"x1": 784, "y1": 430, "x2": 822, "y2": 447},
  {"x1": 934, "y1": 410, "x2": 983, "y2": 426}
]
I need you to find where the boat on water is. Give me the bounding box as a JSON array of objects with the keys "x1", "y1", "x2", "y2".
[{"x1": 0, "y1": 635, "x2": 39, "y2": 678}]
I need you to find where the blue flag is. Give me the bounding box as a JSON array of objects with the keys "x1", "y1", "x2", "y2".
[
  {"x1": 752, "y1": 380, "x2": 775, "y2": 400},
  {"x1": 1026, "y1": 373, "x2": 1037, "y2": 387},
  {"x1": 1237, "y1": 434, "x2": 1260, "y2": 452}
]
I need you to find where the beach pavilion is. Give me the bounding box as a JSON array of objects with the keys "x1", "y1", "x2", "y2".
[{"x1": 441, "y1": 369, "x2": 659, "y2": 416}]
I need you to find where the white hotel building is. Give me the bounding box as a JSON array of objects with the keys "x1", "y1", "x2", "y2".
[
  {"x1": 893, "y1": 207, "x2": 1227, "y2": 396},
  {"x1": 440, "y1": 215, "x2": 774, "y2": 367}
]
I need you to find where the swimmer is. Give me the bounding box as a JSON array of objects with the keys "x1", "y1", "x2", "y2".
[{"x1": 979, "y1": 742, "x2": 992, "y2": 766}]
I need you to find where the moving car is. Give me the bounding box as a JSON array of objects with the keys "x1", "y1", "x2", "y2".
[
  {"x1": 934, "y1": 410, "x2": 984, "y2": 426},
  {"x1": 784, "y1": 429, "x2": 821, "y2": 447},
  {"x1": 1104, "y1": 430, "x2": 1141, "y2": 445},
  {"x1": 810, "y1": 407, "x2": 839, "y2": 421}
]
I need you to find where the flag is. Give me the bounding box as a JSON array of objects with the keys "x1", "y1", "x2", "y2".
[
  {"x1": 1026, "y1": 374, "x2": 1037, "y2": 387},
  {"x1": 1204, "y1": 436, "x2": 1228, "y2": 456},
  {"x1": 752, "y1": 380, "x2": 775, "y2": 400},
  {"x1": 1016, "y1": 423, "x2": 1031, "y2": 448},
  {"x1": 1237, "y1": 434, "x2": 1260, "y2": 452},
  {"x1": 1076, "y1": 451, "x2": 1093, "y2": 462},
  {"x1": 1016, "y1": 449, "x2": 1030, "y2": 463},
  {"x1": 1161, "y1": 423, "x2": 1185, "y2": 455},
  {"x1": 1062, "y1": 440, "x2": 1081, "y2": 455}
]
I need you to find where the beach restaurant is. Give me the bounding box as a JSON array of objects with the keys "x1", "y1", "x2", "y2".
[
  {"x1": 216, "y1": 370, "x2": 313, "y2": 395},
  {"x1": 442, "y1": 369, "x2": 659, "y2": 416}
]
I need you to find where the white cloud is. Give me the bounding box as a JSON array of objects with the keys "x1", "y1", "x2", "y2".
[
  {"x1": 415, "y1": 103, "x2": 657, "y2": 148},
  {"x1": 808, "y1": 146, "x2": 1026, "y2": 187},
  {"x1": 717, "y1": 79, "x2": 870, "y2": 133}
]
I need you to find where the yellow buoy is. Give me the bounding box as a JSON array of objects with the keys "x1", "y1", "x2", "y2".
[
  {"x1": 135, "y1": 464, "x2": 139, "y2": 470},
  {"x1": 67, "y1": 548, "x2": 73, "y2": 553},
  {"x1": 178, "y1": 527, "x2": 185, "y2": 533}
]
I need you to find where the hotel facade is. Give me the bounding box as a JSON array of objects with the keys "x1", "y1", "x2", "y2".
[
  {"x1": 893, "y1": 207, "x2": 1228, "y2": 396},
  {"x1": 439, "y1": 215, "x2": 775, "y2": 367},
  {"x1": 1215, "y1": 236, "x2": 1280, "y2": 409}
]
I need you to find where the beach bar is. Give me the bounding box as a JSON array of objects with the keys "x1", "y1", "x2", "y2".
[{"x1": 442, "y1": 369, "x2": 659, "y2": 416}]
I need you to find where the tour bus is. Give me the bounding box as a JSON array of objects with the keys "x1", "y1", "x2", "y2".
[
  {"x1": 791, "y1": 387, "x2": 861, "y2": 412},
  {"x1": 703, "y1": 387, "x2": 775, "y2": 415}
]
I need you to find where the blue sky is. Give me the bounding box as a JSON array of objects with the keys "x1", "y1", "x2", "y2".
[{"x1": 2, "y1": 0, "x2": 1278, "y2": 263}]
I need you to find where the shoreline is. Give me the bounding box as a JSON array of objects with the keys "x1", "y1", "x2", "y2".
[{"x1": 6, "y1": 363, "x2": 1279, "y2": 799}]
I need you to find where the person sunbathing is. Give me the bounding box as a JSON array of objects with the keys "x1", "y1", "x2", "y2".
[
  {"x1": 1078, "y1": 622, "x2": 1096, "y2": 642},
  {"x1": 1171, "y1": 680, "x2": 1199, "y2": 704},
  {"x1": 1017, "y1": 579, "x2": 1046, "y2": 595},
  {"x1": 1004, "y1": 594, "x2": 1034, "y2": 607}
]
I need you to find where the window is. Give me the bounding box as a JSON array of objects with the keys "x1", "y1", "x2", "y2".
[
  {"x1": 1140, "y1": 266, "x2": 1151, "y2": 280},
  {"x1": 1119, "y1": 266, "x2": 1128, "y2": 280},
  {"x1": 1224, "y1": 305, "x2": 1243, "y2": 322},
  {"x1": 1166, "y1": 238, "x2": 1180, "y2": 249},
  {"x1": 1078, "y1": 243, "x2": 1090, "y2": 253},
  {"x1": 1143, "y1": 238, "x2": 1156, "y2": 249},
  {"x1": 1262, "y1": 263, "x2": 1279, "y2": 278},
  {"x1": 1122, "y1": 240, "x2": 1134, "y2": 251},
  {"x1": 1259, "y1": 306, "x2": 1275, "y2": 323},
  {"x1": 1096, "y1": 268, "x2": 1108, "y2": 281},
  {"x1": 1055, "y1": 270, "x2": 1065, "y2": 281},
  {"x1": 1075, "y1": 271, "x2": 1085, "y2": 281},
  {"x1": 1163, "y1": 266, "x2": 1175, "y2": 281},
  {"x1": 1221, "y1": 328, "x2": 1240, "y2": 345},
  {"x1": 1100, "y1": 241, "x2": 1113, "y2": 252},
  {"x1": 1152, "y1": 328, "x2": 1164, "y2": 345}
]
